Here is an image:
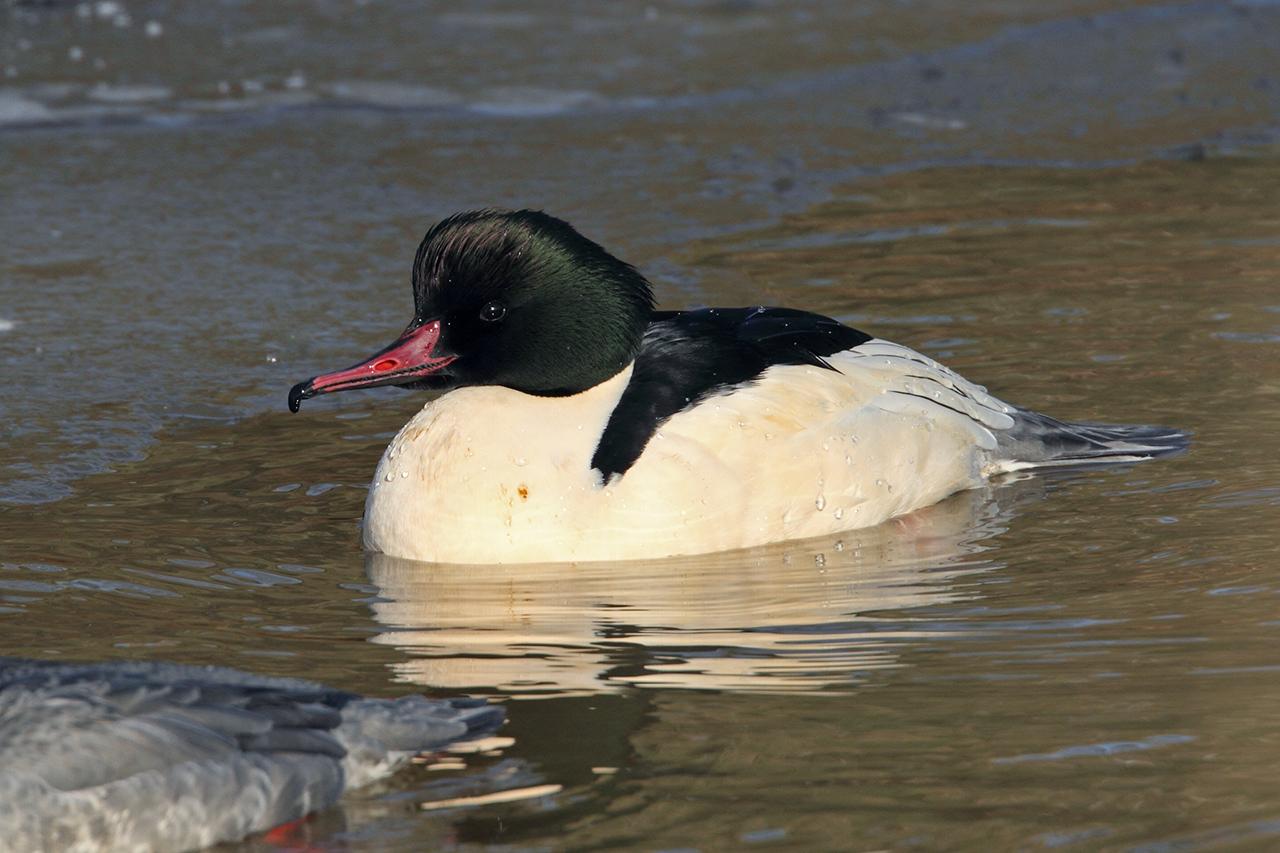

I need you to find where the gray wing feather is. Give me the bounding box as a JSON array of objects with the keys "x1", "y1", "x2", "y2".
[{"x1": 846, "y1": 340, "x2": 1187, "y2": 468}]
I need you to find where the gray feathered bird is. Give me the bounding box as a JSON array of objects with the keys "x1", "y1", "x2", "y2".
[{"x1": 0, "y1": 658, "x2": 503, "y2": 852}]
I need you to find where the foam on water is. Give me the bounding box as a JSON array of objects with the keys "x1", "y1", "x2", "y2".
[
  {"x1": 323, "y1": 81, "x2": 461, "y2": 109},
  {"x1": 467, "y1": 87, "x2": 606, "y2": 117},
  {"x1": 86, "y1": 83, "x2": 172, "y2": 103},
  {"x1": 0, "y1": 91, "x2": 54, "y2": 125}
]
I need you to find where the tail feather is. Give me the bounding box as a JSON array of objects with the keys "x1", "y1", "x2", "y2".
[{"x1": 996, "y1": 408, "x2": 1189, "y2": 471}]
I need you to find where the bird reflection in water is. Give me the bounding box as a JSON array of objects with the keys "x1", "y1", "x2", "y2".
[{"x1": 364, "y1": 477, "x2": 1050, "y2": 696}]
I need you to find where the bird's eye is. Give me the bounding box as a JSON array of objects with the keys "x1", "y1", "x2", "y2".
[{"x1": 479, "y1": 301, "x2": 506, "y2": 322}]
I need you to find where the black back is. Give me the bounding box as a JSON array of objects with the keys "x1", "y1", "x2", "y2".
[{"x1": 590, "y1": 307, "x2": 872, "y2": 481}]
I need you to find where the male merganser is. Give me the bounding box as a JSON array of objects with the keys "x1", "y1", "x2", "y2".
[
  {"x1": 289, "y1": 210, "x2": 1185, "y2": 564},
  {"x1": 0, "y1": 658, "x2": 503, "y2": 852}
]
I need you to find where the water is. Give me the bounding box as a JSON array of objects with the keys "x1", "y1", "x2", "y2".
[{"x1": 3, "y1": 1, "x2": 1280, "y2": 849}]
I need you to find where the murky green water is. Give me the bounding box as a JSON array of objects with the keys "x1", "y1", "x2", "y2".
[{"x1": 3, "y1": 2, "x2": 1280, "y2": 850}]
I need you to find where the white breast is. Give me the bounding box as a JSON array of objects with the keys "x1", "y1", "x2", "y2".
[{"x1": 362, "y1": 341, "x2": 1012, "y2": 564}]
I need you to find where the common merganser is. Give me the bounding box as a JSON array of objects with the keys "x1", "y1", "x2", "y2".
[
  {"x1": 0, "y1": 658, "x2": 502, "y2": 852},
  {"x1": 289, "y1": 210, "x2": 1185, "y2": 564}
]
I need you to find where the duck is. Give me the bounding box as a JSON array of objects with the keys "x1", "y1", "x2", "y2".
[
  {"x1": 289, "y1": 209, "x2": 1186, "y2": 564},
  {"x1": 0, "y1": 657, "x2": 503, "y2": 852}
]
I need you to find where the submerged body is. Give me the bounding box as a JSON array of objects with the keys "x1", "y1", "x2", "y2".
[{"x1": 291, "y1": 210, "x2": 1186, "y2": 565}]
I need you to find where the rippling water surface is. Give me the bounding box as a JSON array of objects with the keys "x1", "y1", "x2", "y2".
[{"x1": 3, "y1": 1, "x2": 1280, "y2": 850}]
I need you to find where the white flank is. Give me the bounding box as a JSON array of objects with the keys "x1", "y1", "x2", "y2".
[{"x1": 362, "y1": 340, "x2": 1033, "y2": 564}]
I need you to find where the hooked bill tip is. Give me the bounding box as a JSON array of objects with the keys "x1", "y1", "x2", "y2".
[{"x1": 287, "y1": 380, "x2": 313, "y2": 413}]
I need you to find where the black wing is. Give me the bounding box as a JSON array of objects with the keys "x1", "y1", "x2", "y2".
[{"x1": 590, "y1": 307, "x2": 872, "y2": 481}]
